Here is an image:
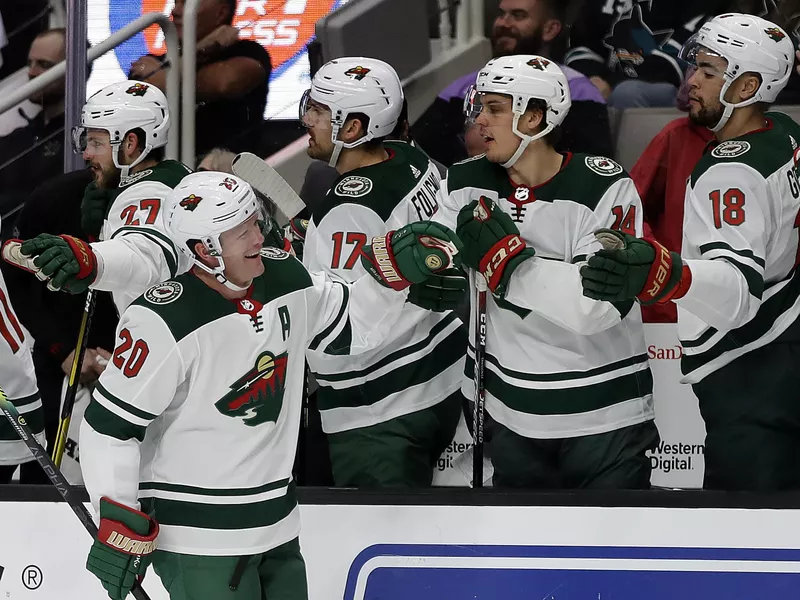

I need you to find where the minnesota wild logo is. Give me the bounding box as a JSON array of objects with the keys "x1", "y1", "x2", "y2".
[
  {"x1": 526, "y1": 57, "x2": 551, "y2": 71},
  {"x1": 180, "y1": 194, "x2": 202, "y2": 211},
  {"x1": 764, "y1": 27, "x2": 786, "y2": 42},
  {"x1": 125, "y1": 83, "x2": 149, "y2": 97},
  {"x1": 215, "y1": 351, "x2": 289, "y2": 426},
  {"x1": 344, "y1": 65, "x2": 371, "y2": 80}
]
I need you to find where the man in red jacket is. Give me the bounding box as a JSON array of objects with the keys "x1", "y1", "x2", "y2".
[{"x1": 629, "y1": 73, "x2": 714, "y2": 323}]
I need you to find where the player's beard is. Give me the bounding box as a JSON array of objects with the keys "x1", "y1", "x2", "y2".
[
  {"x1": 92, "y1": 161, "x2": 121, "y2": 190},
  {"x1": 688, "y1": 99, "x2": 725, "y2": 129},
  {"x1": 492, "y1": 26, "x2": 545, "y2": 58}
]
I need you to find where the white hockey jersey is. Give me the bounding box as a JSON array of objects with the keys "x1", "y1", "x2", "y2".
[
  {"x1": 90, "y1": 160, "x2": 192, "y2": 313},
  {"x1": 304, "y1": 142, "x2": 465, "y2": 433},
  {"x1": 80, "y1": 249, "x2": 407, "y2": 555},
  {"x1": 435, "y1": 152, "x2": 654, "y2": 439},
  {"x1": 0, "y1": 218, "x2": 45, "y2": 465},
  {"x1": 677, "y1": 113, "x2": 800, "y2": 383}
]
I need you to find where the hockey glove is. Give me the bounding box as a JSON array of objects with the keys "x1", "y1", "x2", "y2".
[
  {"x1": 86, "y1": 497, "x2": 159, "y2": 600},
  {"x1": 81, "y1": 181, "x2": 115, "y2": 239},
  {"x1": 362, "y1": 221, "x2": 462, "y2": 290},
  {"x1": 19, "y1": 234, "x2": 98, "y2": 294},
  {"x1": 407, "y1": 268, "x2": 468, "y2": 311},
  {"x1": 456, "y1": 197, "x2": 535, "y2": 295},
  {"x1": 283, "y1": 217, "x2": 309, "y2": 260},
  {"x1": 580, "y1": 229, "x2": 690, "y2": 305},
  {"x1": 260, "y1": 215, "x2": 295, "y2": 255}
]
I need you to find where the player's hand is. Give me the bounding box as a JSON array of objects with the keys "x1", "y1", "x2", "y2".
[
  {"x1": 81, "y1": 181, "x2": 115, "y2": 239},
  {"x1": 361, "y1": 221, "x2": 462, "y2": 290},
  {"x1": 86, "y1": 497, "x2": 159, "y2": 600},
  {"x1": 283, "y1": 217, "x2": 308, "y2": 260},
  {"x1": 407, "y1": 268, "x2": 468, "y2": 311},
  {"x1": 580, "y1": 228, "x2": 686, "y2": 305},
  {"x1": 20, "y1": 234, "x2": 98, "y2": 294},
  {"x1": 259, "y1": 215, "x2": 295, "y2": 255},
  {"x1": 456, "y1": 197, "x2": 535, "y2": 295},
  {"x1": 93, "y1": 348, "x2": 112, "y2": 376},
  {"x1": 61, "y1": 348, "x2": 102, "y2": 384}
]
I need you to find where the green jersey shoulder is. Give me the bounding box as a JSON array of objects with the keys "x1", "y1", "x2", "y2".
[
  {"x1": 691, "y1": 120, "x2": 793, "y2": 186},
  {"x1": 318, "y1": 141, "x2": 434, "y2": 222},
  {"x1": 131, "y1": 250, "x2": 312, "y2": 341}
]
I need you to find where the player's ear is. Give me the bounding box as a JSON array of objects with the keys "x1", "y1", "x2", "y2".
[
  {"x1": 521, "y1": 105, "x2": 544, "y2": 136},
  {"x1": 737, "y1": 72, "x2": 761, "y2": 102},
  {"x1": 123, "y1": 131, "x2": 139, "y2": 159},
  {"x1": 541, "y1": 18, "x2": 562, "y2": 43},
  {"x1": 193, "y1": 240, "x2": 219, "y2": 268},
  {"x1": 341, "y1": 114, "x2": 367, "y2": 143}
]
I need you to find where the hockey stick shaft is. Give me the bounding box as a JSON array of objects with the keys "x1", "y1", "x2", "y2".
[
  {"x1": 231, "y1": 152, "x2": 306, "y2": 226},
  {"x1": 473, "y1": 275, "x2": 488, "y2": 488},
  {"x1": 53, "y1": 289, "x2": 96, "y2": 466},
  {"x1": 0, "y1": 386, "x2": 151, "y2": 600}
]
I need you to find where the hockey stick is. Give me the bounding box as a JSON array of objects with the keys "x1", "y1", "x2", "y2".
[
  {"x1": 53, "y1": 289, "x2": 97, "y2": 467},
  {"x1": 0, "y1": 386, "x2": 152, "y2": 600},
  {"x1": 231, "y1": 152, "x2": 306, "y2": 227},
  {"x1": 472, "y1": 275, "x2": 488, "y2": 488}
]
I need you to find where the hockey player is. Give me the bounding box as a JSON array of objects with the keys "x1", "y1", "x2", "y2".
[
  {"x1": 79, "y1": 171, "x2": 461, "y2": 600},
  {"x1": 0, "y1": 216, "x2": 46, "y2": 484},
  {"x1": 10, "y1": 80, "x2": 191, "y2": 313},
  {"x1": 297, "y1": 57, "x2": 467, "y2": 487},
  {"x1": 580, "y1": 14, "x2": 800, "y2": 491},
  {"x1": 435, "y1": 55, "x2": 658, "y2": 489}
]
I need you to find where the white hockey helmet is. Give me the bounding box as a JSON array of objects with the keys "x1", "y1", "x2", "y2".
[
  {"x1": 167, "y1": 171, "x2": 261, "y2": 291},
  {"x1": 679, "y1": 13, "x2": 794, "y2": 132},
  {"x1": 464, "y1": 55, "x2": 571, "y2": 168},
  {"x1": 73, "y1": 80, "x2": 170, "y2": 178},
  {"x1": 300, "y1": 57, "x2": 404, "y2": 167}
]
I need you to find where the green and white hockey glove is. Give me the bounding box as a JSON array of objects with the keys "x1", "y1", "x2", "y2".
[
  {"x1": 361, "y1": 221, "x2": 462, "y2": 290},
  {"x1": 283, "y1": 217, "x2": 309, "y2": 260},
  {"x1": 580, "y1": 228, "x2": 690, "y2": 305},
  {"x1": 86, "y1": 497, "x2": 159, "y2": 600},
  {"x1": 81, "y1": 181, "x2": 115, "y2": 240},
  {"x1": 456, "y1": 197, "x2": 535, "y2": 295},
  {"x1": 407, "y1": 268, "x2": 468, "y2": 311},
  {"x1": 18, "y1": 234, "x2": 98, "y2": 294}
]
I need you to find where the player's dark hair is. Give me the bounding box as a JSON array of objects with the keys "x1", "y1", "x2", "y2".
[
  {"x1": 525, "y1": 98, "x2": 561, "y2": 147},
  {"x1": 128, "y1": 127, "x2": 165, "y2": 162}
]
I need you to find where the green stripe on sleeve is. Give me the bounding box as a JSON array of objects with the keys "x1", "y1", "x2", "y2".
[{"x1": 84, "y1": 400, "x2": 147, "y2": 442}]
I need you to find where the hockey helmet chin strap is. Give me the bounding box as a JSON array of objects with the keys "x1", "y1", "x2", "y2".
[
  {"x1": 327, "y1": 123, "x2": 372, "y2": 168},
  {"x1": 502, "y1": 110, "x2": 555, "y2": 169},
  {"x1": 710, "y1": 81, "x2": 760, "y2": 133},
  {"x1": 194, "y1": 258, "x2": 251, "y2": 292},
  {"x1": 113, "y1": 138, "x2": 153, "y2": 181}
]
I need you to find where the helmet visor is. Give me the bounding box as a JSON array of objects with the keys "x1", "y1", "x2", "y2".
[
  {"x1": 71, "y1": 126, "x2": 87, "y2": 154},
  {"x1": 463, "y1": 84, "x2": 482, "y2": 123},
  {"x1": 679, "y1": 34, "x2": 729, "y2": 79}
]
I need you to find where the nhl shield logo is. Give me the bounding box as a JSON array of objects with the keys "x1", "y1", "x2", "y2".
[
  {"x1": 215, "y1": 351, "x2": 289, "y2": 426},
  {"x1": 126, "y1": 83, "x2": 149, "y2": 97},
  {"x1": 585, "y1": 156, "x2": 623, "y2": 177},
  {"x1": 144, "y1": 281, "x2": 183, "y2": 305},
  {"x1": 344, "y1": 65, "x2": 371, "y2": 80}
]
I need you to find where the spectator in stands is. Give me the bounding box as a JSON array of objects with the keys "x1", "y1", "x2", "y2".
[
  {"x1": 566, "y1": 1, "x2": 730, "y2": 109},
  {"x1": 0, "y1": 0, "x2": 49, "y2": 80},
  {"x1": 3, "y1": 169, "x2": 118, "y2": 466},
  {"x1": 412, "y1": 0, "x2": 612, "y2": 166},
  {"x1": 129, "y1": 0, "x2": 272, "y2": 158},
  {"x1": 0, "y1": 28, "x2": 87, "y2": 229},
  {"x1": 628, "y1": 69, "x2": 714, "y2": 324}
]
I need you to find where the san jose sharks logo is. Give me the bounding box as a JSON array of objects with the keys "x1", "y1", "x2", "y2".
[
  {"x1": 765, "y1": 27, "x2": 786, "y2": 42},
  {"x1": 344, "y1": 66, "x2": 371, "y2": 81},
  {"x1": 215, "y1": 351, "x2": 289, "y2": 426},
  {"x1": 526, "y1": 57, "x2": 550, "y2": 71},
  {"x1": 179, "y1": 194, "x2": 202, "y2": 211},
  {"x1": 603, "y1": 1, "x2": 674, "y2": 78},
  {"x1": 126, "y1": 82, "x2": 149, "y2": 97}
]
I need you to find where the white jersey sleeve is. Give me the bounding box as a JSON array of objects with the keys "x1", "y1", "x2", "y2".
[
  {"x1": 91, "y1": 179, "x2": 191, "y2": 312},
  {"x1": 675, "y1": 162, "x2": 767, "y2": 331},
  {"x1": 80, "y1": 304, "x2": 185, "y2": 513},
  {"x1": 305, "y1": 270, "x2": 408, "y2": 359},
  {"x1": 500, "y1": 178, "x2": 643, "y2": 335},
  {"x1": 303, "y1": 203, "x2": 387, "y2": 283}
]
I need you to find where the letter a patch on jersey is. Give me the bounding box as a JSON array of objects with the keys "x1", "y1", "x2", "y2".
[{"x1": 215, "y1": 351, "x2": 289, "y2": 426}]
